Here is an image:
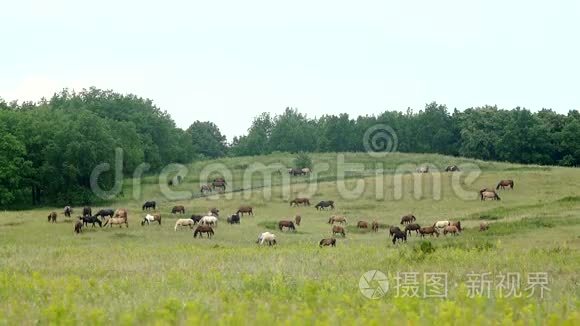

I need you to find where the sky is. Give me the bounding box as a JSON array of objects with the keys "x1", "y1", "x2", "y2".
[{"x1": 1, "y1": 1, "x2": 579, "y2": 140}]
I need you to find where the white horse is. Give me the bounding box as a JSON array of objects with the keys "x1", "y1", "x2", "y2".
[
  {"x1": 416, "y1": 166, "x2": 429, "y2": 173},
  {"x1": 200, "y1": 215, "x2": 218, "y2": 228},
  {"x1": 301, "y1": 168, "x2": 311, "y2": 175},
  {"x1": 174, "y1": 218, "x2": 195, "y2": 231},
  {"x1": 256, "y1": 232, "x2": 277, "y2": 246},
  {"x1": 433, "y1": 220, "x2": 450, "y2": 230},
  {"x1": 141, "y1": 214, "x2": 161, "y2": 226}
]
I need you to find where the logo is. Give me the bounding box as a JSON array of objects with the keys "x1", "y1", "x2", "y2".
[
  {"x1": 359, "y1": 270, "x2": 389, "y2": 299},
  {"x1": 363, "y1": 124, "x2": 398, "y2": 157}
]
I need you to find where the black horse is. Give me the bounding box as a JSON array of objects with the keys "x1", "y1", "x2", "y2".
[
  {"x1": 190, "y1": 215, "x2": 203, "y2": 224},
  {"x1": 227, "y1": 214, "x2": 240, "y2": 224},
  {"x1": 142, "y1": 201, "x2": 156, "y2": 211},
  {"x1": 315, "y1": 200, "x2": 335, "y2": 210},
  {"x1": 80, "y1": 215, "x2": 102, "y2": 227},
  {"x1": 94, "y1": 209, "x2": 114, "y2": 219},
  {"x1": 82, "y1": 206, "x2": 92, "y2": 217},
  {"x1": 392, "y1": 229, "x2": 407, "y2": 244}
]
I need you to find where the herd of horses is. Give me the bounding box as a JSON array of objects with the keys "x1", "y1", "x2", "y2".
[{"x1": 53, "y1": 174, "x2": 513, "y2": 246}]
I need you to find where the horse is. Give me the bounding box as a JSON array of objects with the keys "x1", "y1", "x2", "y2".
[
  {"x1": 400, "y1": 214, "x2": 416, "y2": 225},
  {"x1": 444, "y1": 225, "x2": 459, "y2": 236},
  {"x1": 419, "y1": 226, "x2": 439, "y2": 237},
  {"x1": 142, "y1": 201, "x2": 156, "y2": 211},
  {"x1": 74, "y1": 221, "x2": 83, "y2": 234},
  {"x1": 371, "y1": 221, "x2": 379, "y2": 232},
  {"x1": 319, "y1": 238, "x2": 336, "y2": 247},
  {"x1": 445, "y1": 165, "x2": 460, "y2": 172},
  {"x1": 200, "y1": 184, "x2": 213, "y2": 194},
  {"x1": 295, "y1": 215, "x2": 302, "y2": 226},
  {"x1": 174, "y1": 219, "x2": 195, "y2": 231},
  {"x1": 416, "y1": 166, "x2": 429, "y2": 173},
  {"x1": 64, "y1": 206, "x2": 73, "y2": 218},
  {"x1": 227, "y1": 214, "x2": 240, "y2": 224},
  {"x1": 389, "y1": 226, "x2": 402, "y2": 236},
  {"x1": 190, "y1": 215, "x2": 203, "y2": 224},
  {"x1": 315, "y1": 201, "x2": 335, "y2": 210},
  {"x1": 80, "y1": 215, "x2": 102, "y2": 228},
  {"x1": 357, "y1": 221, "x2": 369, "y2": 229},
  {"x1": 301, "y1": 168, "x2": 311, "y2": 175},
  {"x1": 171, "y1": 205, "x2": 185, "y2": 214},
  {"x1": 481, "y1": 191, "x2": 501, "y2": 201},
  {"x1": 290, "y1": 197, "x2": 310, "y2": 206},
  {"x1": 212, "y1": 180, "x2": 226, "y2": 192},
  {"x1": 279, "y1": 220, "x2": 296, "y2": 232},
  {"x1": 328, "y1": 215, "x2": 347, "y2": 225},
  {"x1": 82, "y1": 206, "x2": 92, "y2": 217},
  {"x1": 392, "y1": 229, "x2": 407, "y2": 244},
  {"x1": 200, "y1": 215, "x2": 218, "y2": 227},
  {"x1": 193, "y1": 225, "x2": 214, "y2": 238},
  {"x1": 141, "y1": 214, "x2": 161, "y2": 226},
  {"x1": 496, "y1": 180, "x2": 514, "y2": 190},
  {"x1": 94, "y1": 209, "x2": 115, "y2": 219},
  {"x1": 332, "y1": 225, "x2": 346, "y2": 237},
  {"x1": 47, "y1": 212, "x2": 57, "y2": 223},
  {"x1": 103, "y1": 217, "x2": 128, "y2": 228},
  {"x1": 480, "y1": 222, "x2": 490, "y2": 231},
  {"x1": 213, "y1": 177, "x2": 227, "y2": 184},
  {"x1": 433, "y1": 221, "x2": 450, "y2": 230},
  {"x1": 404, "y1": 223, "x2": 421, "y2": 236},
  {"x1": 450, "y1": 221, "x2": 462, "y2": 232},
  {"x1": 237, "y1": 206, "x2": 254, "y2": 216},
  {"x1": 114, "y1": 208, "x2": 128, "y2": 221},
  {"x1": 256, "y1": 232, "x2": 277, "y2": 246},
  {"x1": 209, "y1": 208, "x2": 220, "y2": 217},
  {"x1": 289, "y1": 168, "x2": 304, "y2": 176}
]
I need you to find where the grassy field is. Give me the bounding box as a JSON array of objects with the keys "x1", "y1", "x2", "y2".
[{"x1": 0, "y1": 152, "x2": 579, "y2": 325}]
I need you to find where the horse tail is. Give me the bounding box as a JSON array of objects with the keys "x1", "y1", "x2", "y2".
[
  {"x1": 496, "y1": 183, "x2": 500, "y2": 190},
  {"x1": 511, "y1": 180, "x2": 514, "y2": 189},
  {"x1": 496, "y1": 193, "x2": 501, "y2": 200}
]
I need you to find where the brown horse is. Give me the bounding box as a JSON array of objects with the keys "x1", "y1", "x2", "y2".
[
  {"x1": 389, "y1": 226, "x2": 402, "y2": 236},
  {"x1": 392, "y1": 229, "x2": 407, "y2": 244},
  {"x1": 200, "y1": 184, "x2": 213, "y2": 194},
  {"x1": 332, "y1": 225, "x2": 346, "y2": 237},
  {"x1": 319, "y1": 238, "x2": 336, "y2": 247},
  {"x1": 328, "y1": 215, "x2": 347, "y2": 225},
  {"x1": 278, "y1": 220, "x2": 296, "y2": 232},
  {"x1": 104, "y1": 217, "x2": 128, "y2": 228},
  {"x1": 114, "y1": 208, "x2": 128, "y2": 221},
  {"x1": 212, "y1": 180, "x2": 226, "y2": 191},
  {"x1": 47, "y1": 212, "x2": 57, "y2": 223},
  {"x1": 400, "y1": 214, "x2": 416, "y2": 225},
  {"x1": 496, "y1": 179, "x2": 514, "y2": 190},
  {"x1": 194, "y1": 225, "x2": 214, "y2": 238},
  {"x1": 371, "y1": 221, "x2": 379, "y2": 232},
  {"x1": 405, "y1": 223, "x2": 421, "y2": 236},
  {"x1": 64, "y1": 206, "x2": 73, "y2": 218},
  {"x1": 450, "y1": 221, "x2": 462, "y2": 232},
  {"x1": 481, "y1": 190, "x2": 501, "y2": 201},
  {"x1": 237, "y1": 206, "x2": 254, "y2": 216},
  {"x1": 171, "y1": 206, "x2": 185, "y2": 214},
  {"x1": 357, "y1": 221, "x2": 369, "y2": 229},
  {"x1": 290, "y1": 198, "x2": 310, "y2": 207},
  {"x1": 479, "y1": 222, "x2": 490, "y2": 231},
  {"x1": 444, "y1": 225, "x2": 459, "y2": 236},
  {"x1": 419, "y1": 226, "x2": 439, "y2": 237},
  {"x1": 294, "y1": 215, "x2": 302, "y2": 226},
  {"x1": 74, "y1": 221, "x2": 83, "y2": 234}
]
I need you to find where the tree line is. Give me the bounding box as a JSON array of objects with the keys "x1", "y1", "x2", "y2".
[{"x1": 1, "y1": 87, "x2": 578, "y2": 207}]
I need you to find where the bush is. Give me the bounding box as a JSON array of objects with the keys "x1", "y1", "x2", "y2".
[{"x1": 293, "y1": 152, "x2": 313, "y2": 169}]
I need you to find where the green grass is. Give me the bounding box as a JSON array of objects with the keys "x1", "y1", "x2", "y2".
[{"x1": 0, "y1": 152, "x2": 579, "y2": 324}]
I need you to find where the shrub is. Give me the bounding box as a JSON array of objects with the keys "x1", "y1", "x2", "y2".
[{"x1": 293, "y1": 152, "x2": 313, "y2": 169}]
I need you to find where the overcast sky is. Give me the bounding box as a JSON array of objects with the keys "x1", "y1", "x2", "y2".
[{"x1": 1, "y1": 1, "x2": 579, "y2": 140}]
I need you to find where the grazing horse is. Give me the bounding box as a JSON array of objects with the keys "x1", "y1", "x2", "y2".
[
  {"x1": 74, "y1": 221, "x2": 83, "y2": 234},
  {"x1": 389, "y1": 226, "x2": 402, "y2": 236},
  {"x1": 405, "y1": 223, "x2": 421, "y2": 236},
  {"x1": 141, "y1": 214, "x2": 161, "y2": 226},
  {"x1": 332, "y1": 225, "x2": 346, "y2": 237},
  {"x1": 200, "y1": 184, "x2": 213, "y2": 194},
  {"x1": 481, "y1": 191, "x2": 501, "y2": 201},
  {"x1": 142, "y1": 201, "x2": 156, "y2": 211},
  {"x1": 496, "y1": 180, "x2": 514, "y2": 190},
  {"x1": 315, "y1": 200, "x2": 335, "y2": 210},
  {"x1": 419, "y1": 226, "x2": 439, "y2": 237},
  {"x1": 227, "y1": 214, "x2": 240, "y2": 224},
  {"x1": 445, "y1": 165, "x2": 460, "y2": 172},
  {"x1": 256, "y1": 232, "x2": 277, "y2": 246},
  {"x1": 174, "y1": 219, "x2": 195, "y2": 231},
  {"x1": 171, "y1": 205, "x2": 185, "y2": 214},
  {"x1": 416, "y1": 166, "x2": 429, "y2": 173},
  {"x1": 82, "y1": 206, "x2": 92, "y2": 217},
  {"x1": 400, "y1": 214, "x2": 416, "y2": 225},
  {"x1": 392, "y1": 229, "x2": 407, "y2": 244},
  {"x1": 190, "y1": 215, "x2": 203, "y2": 224},
  {"x1": 301, "y1": 168, "x2": 311, "y2": 175},
  {"x1": 114, "y1": 208, "x2": 128, "y2": 222},
  {"x1": 328, "y1": 216, "x2": 347, "y2": 225},
  {"x1": 80, "y1": 215, "x2": 102, "y2": 228},
  {"x1": 357, "y1": 221, "x2": 369, "y2": 229},
  {"x1": 212, "y1": 180, "x2": 226, "y2": 191},
  {"x1": 278, "y1": 220, "x2": 296, "y2": 232},
  {"x1": 295, "y1": 215, "x2": 302, "y2": 226},
  {"x1": 444, "y1": 225, "x2": 459, "y2": 236},
  {"x1": 319, "y1": 238, "x2": 336, "y2": 247},
  {"x1": 94, "y1": 209, "x2": 115, "y2": 219},
  {"x1": 450, "y1": 221, "x2": 462, "y2": 232},
  {"x1": 103, "y1": 217, "x2": 128, "y2": 228},
  {"x1": 48, "y1": 212, "x2": 57, "y2": 223},
  {"x1": 479, "y1": 222, "x2": 490, "y2": 231},
  {"x1": 289, "y1": 168, "x2": 305, "y2": 176},
  {"x1": 200, "y1": 215, "x2": 218, "y2": 227},
  {"x1": 290, "y1": 197, "x2": 310, "y2": 206},
  {"x1": 237, "y1": 206, "x2": 254, "y2": 216},
  {"x1": 193, "y1": 225, "x2": 214, "y2": 238},
  {"x1": 433, "y1": 221, "x2": 450, "y2": 231},
  {"x1": 371, "y1": 221, "x2": 379, "y2": 232},
  {"x1": 64, "y1": 206, "x2": 73, "y2": 218},
  {"x1": 209, "y1": 208, "x2": 220, "y2": 217}
]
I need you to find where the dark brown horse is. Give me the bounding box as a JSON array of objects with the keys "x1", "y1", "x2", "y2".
[
  {"x1": 237, "y1": 206, "x2": 254, "y2": 216},
  {"x1": 443, "y1": 225, "x2": 459, "y2": 236},
  {"x1": 74, "y1": 221, "x2": 83, "y2": 234},
  {"x1": 171, "y1": 205, "x2": 185, "y2": 214},
  {"x1": 389, "y1": 226, "x2": 402, "y2": 236},
  {"x1": 392, "y1": 229, "x2": 407, "y2": 244},
  {"x1": 404, "y1": 223, "x2": 421, "y2": 236},
  {"x1": 332, "y1": 225, "x2": 346, "y2": 237},
  {"x1": 278, "y1": 220, "x2": 296, "y2": 232},
  {"x1": 371, "y1": 221, "x2": 379, "y2": 232},
  {"x1": 212, "y1": 180, "x2": 226, "y2": 191},
  {"x1": 419, "y1": 226, "x2": 439, "y2": 237},
  {"x1": 193, "y1": 225, "x2": 214, "y2": 238},
  {"x1": 48, "y1": 212, "x2": 57, "y2": 223},
  {"x1": 450, "y1": 221, "x2": 462, "y2": 232},
  {"x1": 295, "y1": 215, "x2": 302, "y2": 226},
  {"x1": 496, "y1": 180, "x2": 514, "y2": 190},
  {"x1": 82, "y1": 206, "x2": 92, "y2": 217},
  {"x1": 400, "y1": 214, "x2": 416, "y2": 225},
  {"x1": 357, "y1": 221, "x2": 369, "y2": 229},
  {"x1": 290, "y1": 197, "x2": 310, "y2": 206},
  {"x1": 319, "y1": 238, "x2": 336, "y2": 247},
  {"x1": 64, "y1": 206, "x2": 73, "y2": 218}
]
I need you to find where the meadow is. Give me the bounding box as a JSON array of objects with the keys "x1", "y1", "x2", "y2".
[{"x1": 0, "y1": 152, "x2": 579, "y2": 325}]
